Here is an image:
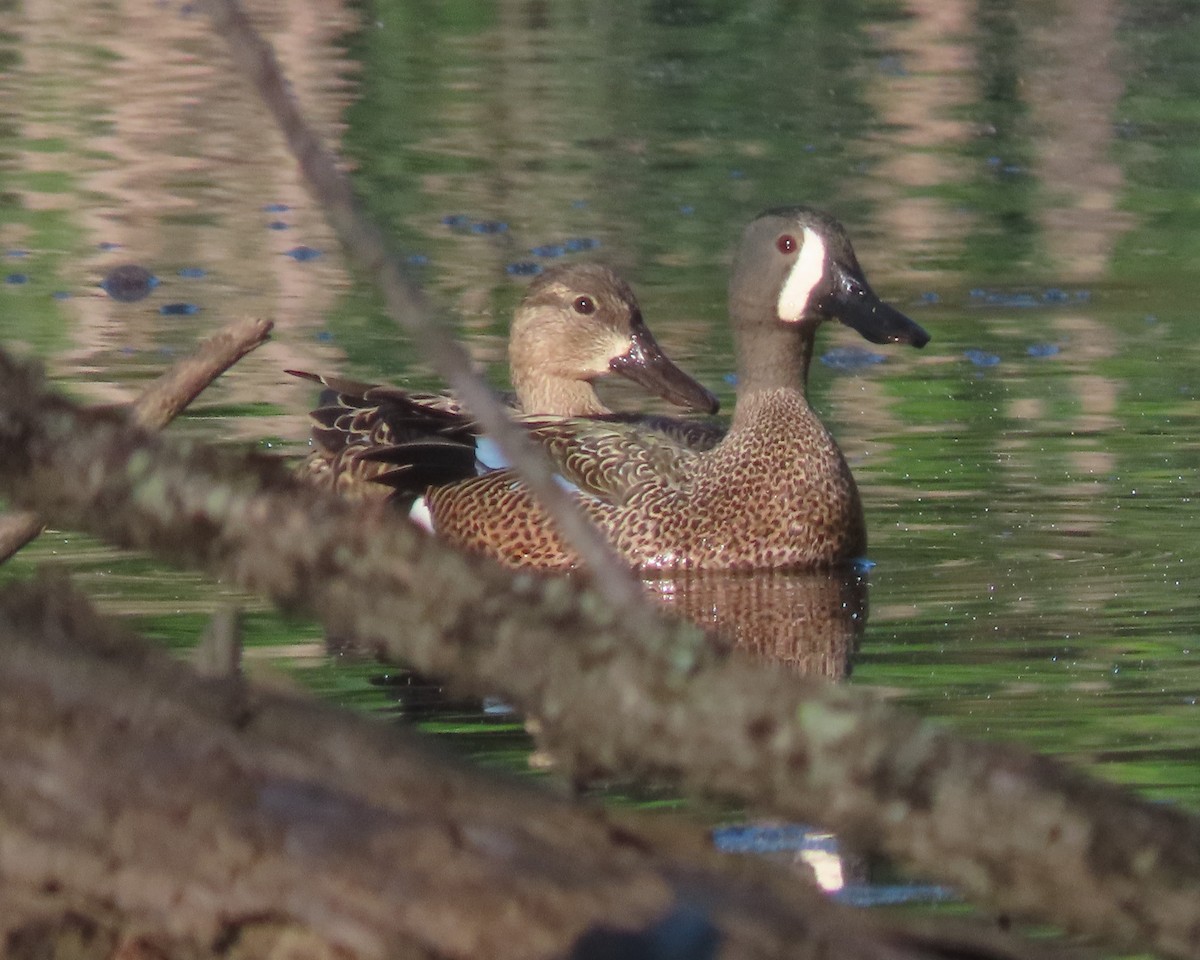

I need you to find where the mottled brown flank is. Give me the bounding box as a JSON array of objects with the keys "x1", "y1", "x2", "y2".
[{"x1": 425, "y1": 388, "x2": 865, "y2": 572}]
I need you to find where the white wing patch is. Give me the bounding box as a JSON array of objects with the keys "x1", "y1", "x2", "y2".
[
  {"x1": 409, "y1": 496, "x2": 434, "y2": 532},
  {"x1": 776, "y1": 227, "x2": 826, "y2": 322},
  {"x1": 474, "y1": 436, "x2": 508, "y2": 473}
]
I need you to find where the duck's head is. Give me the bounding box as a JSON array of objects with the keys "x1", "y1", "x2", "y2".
[
  {"x1": 510, "y1": 262, "x2": 719, "y2": 415},
  {"x1": 731, "y1": 206, "x2": 930, "y2": 349}
]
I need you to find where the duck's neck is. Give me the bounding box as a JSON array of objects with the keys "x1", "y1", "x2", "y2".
[
  {"x1": 513, "y1": 373, "x2": 611, "y2": 417},
  {"x1": 731, "y1": 301, "x2": 815, "y2": 428}
]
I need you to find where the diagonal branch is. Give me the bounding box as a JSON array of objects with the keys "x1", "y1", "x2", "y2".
[
  {"x1": 0, "y1": 574, "x2": 1084, "y2": 960},
  {"x1": 0, "y1": 315, "x2": 273, "y2": 565},
  {"x1": 129, "y1": 316, "x2": 274, "y2": 430},
  {"x1": 0, "y1": 349, "x2": 1198, "y2": 960},
  {"x1": 200, "y1": 0, "x2": 656, "y2": 631}
]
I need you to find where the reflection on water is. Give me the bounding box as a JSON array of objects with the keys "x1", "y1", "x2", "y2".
[
  {"x1": 2, "y1": 0, "x2": 357, "y2": 436},
  {"x1": 2, "y1": 0, "x2": 1200, "y2": 853},
  {"x1": 645, "y1": 569, "x2": 868, "y2": 680}
]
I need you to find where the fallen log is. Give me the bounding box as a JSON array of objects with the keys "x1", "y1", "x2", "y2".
[
  {"x1": 1, "y1": 349, "x2": 1198, "y2": 959},
  {"x1": 0, "y1": 576, "x2": 1071, "y2": 960}
]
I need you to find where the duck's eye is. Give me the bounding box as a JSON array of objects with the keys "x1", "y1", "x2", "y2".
[
  {"x1": 572, "y1": 295, "x2": 596, "y2": 315},
  {"x1": 776, "y1": 234, "x2": 798, "y2": 254}
]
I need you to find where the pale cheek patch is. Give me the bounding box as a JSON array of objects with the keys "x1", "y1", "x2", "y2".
[
  {"x1": 776, "y1": 228, "x2": 826, "y2": 322},
  {"x1": 601, "y1": 331, "x2": 633, "y2": 373}
]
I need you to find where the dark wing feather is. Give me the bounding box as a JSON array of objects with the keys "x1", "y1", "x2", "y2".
[
  {"x1": 289, "y1": 369, "x2": 724, "y2": 505},
  {"x1": 289, "y1": 369, "x2": 512, "y2": 495}
]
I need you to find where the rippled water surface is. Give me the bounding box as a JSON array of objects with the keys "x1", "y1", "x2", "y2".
[{"x1": 3, "y1": 0, "x2": 1200, "y2": 897}]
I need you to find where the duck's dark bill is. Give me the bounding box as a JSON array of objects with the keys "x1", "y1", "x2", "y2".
[
  {"x1": 823, "y1": 264, "x2": 931, "y2": 348},
  {"x1": 609, "y1": 317, "x2": 720, "y2": 413}
]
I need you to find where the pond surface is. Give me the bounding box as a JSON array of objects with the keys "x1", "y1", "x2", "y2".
[{"x1": 2, "y1": 0, "x2": 1200, "y2": 903}]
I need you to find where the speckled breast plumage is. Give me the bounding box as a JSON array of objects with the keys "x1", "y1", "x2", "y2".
[{"x1": 424, "y1": 389, "x2": 865, "y2": 572}]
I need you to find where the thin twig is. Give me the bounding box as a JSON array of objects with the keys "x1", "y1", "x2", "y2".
[
  {"x1": 200, "y1": 0, "x2": 658, "y2": 632},
  {"x1": 131, "y1": 316, "x2": 274, "y2": 430},
  {"x1": 0, "y1": 315, "x2": 274, "y2": 565}
]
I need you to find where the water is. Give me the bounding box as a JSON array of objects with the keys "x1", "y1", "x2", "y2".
[{"x1": 2, "y1": 0, "x2": 1200, "y2": 902}]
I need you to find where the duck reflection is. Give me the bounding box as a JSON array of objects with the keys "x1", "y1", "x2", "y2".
[
  {"x1": 642, "y1": 567, "x2": 868, "y2": 680},
  {"x1": 366, "y1": 567, "x2": 867, "y2": 731}
]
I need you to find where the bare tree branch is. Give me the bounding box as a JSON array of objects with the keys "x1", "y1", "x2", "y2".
[
  {"x1": 0, "y1": 316, "x2": 273, "y2": 565},
  {"x1": 0, "y1": 349, "x2": 1198, "y2": 960},
  {"x1": 0, "y1": 512, "x2": 43, "y2": 566},
  {"x1": 0, "y1": 574, "x2": 1087, "y2": 960},
  {"x1": 129, "y1": 316, "x2": 274, "y2": 430}
]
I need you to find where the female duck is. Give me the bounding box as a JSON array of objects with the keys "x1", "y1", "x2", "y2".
[{"x1": 291, "y1": 262, "x2": 719, "y2": 496}]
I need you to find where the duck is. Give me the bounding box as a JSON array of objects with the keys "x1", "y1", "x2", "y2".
[
  {"x1": 413, "y1": 206, "x2": 930, "y2": 571},
  {"x1": 289, "y1": 262, "x2": 720, "y2": 498}
]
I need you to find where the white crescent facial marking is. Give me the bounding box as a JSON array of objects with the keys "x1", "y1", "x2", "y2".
[{"x1": 776, "y1": 227, "x2": 827, "y2": 322}]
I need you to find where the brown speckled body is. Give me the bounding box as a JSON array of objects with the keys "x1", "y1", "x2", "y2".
[
  {"x1": 425, "y1": 388, "x2": 863, "y2": 572},
  {"x1": 614, "y1": 390, "x2": 864, "y2": 568},
  {"x1": 422, "y1": 206, "x2": 930, "y2": 573}
]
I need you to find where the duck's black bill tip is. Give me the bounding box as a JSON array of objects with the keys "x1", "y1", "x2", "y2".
[
  {"x1": 835, "y1": 297, "x2": 930, "y2": 349},
  {"x1": 898, "y1": 319, "x2": 931, "y2": 349},
  {"x1": 822, "y1": 262, "x2": 931, "y2": 349}
]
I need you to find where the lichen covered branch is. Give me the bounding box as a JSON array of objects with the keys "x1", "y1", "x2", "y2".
[{"x1": 1, "y1": 350, "x2": 1199, "y2": 958}]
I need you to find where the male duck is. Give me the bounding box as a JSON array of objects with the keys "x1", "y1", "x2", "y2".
[
  {"x1": 414, "y1": 206, "x2": 930, "y2": 571},
  {"x1": 290, "y1": 262, "x2": 719, "y2": 497}
]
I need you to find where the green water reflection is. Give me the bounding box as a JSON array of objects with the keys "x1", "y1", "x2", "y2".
[
  {"x1": 1, "y1": 0, "x2": 1198, "y2": 828},
  {"x1": 337, "y1": 0, "x2": 1200, "y2": 804}
]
